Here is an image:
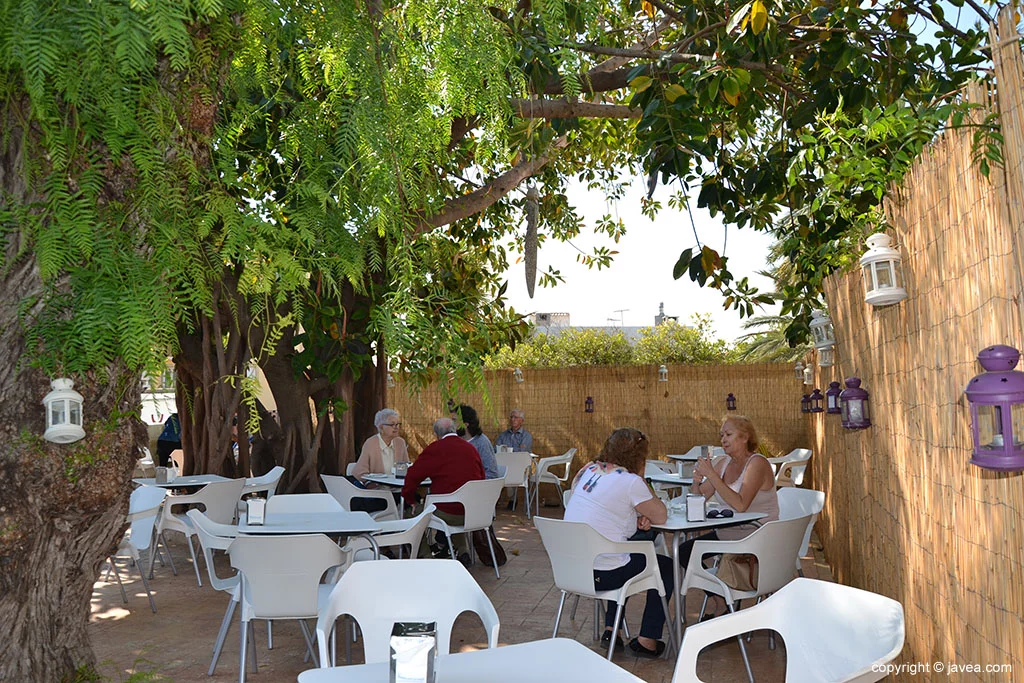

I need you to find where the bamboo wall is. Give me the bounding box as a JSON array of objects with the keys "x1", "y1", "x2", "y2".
[
  {"x1": 389, "y1": 363, "x2": 807, "y2": 481},
  {"x1": 808, "y1": 10, "x2": 1024, "y2": 678}
]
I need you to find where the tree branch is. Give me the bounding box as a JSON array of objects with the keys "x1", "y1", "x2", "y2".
[
  {"x1": 416, "y1": 137, "x2": 569, "y2": 232},
  {"x1": 512, "y1": 98, "x2": 640, "y2": 119}
]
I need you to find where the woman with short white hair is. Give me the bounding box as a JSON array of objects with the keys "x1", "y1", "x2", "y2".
[{"x1": 351, "y1": 408, "x2": 410, "y2": 482}]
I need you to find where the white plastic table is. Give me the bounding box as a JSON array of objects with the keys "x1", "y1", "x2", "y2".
[
  {"x1": 646, "y1": 472, "x2": 694, "y2": 488},
  {"x1": 132, "y1": 474, "x2": 230, "y2": 490},
  {"x1": 295, "y1": 638, "x2": 645, "y2": 682},
  {"x1": 362, "y1": 474, "x2": 432, "y2": 518},
  {"x1": 652, "y1": 502, "x2": 766, "y2": 648},
  {"x1": 239, "y1": 510, "x2": 384, "y2": 557},
  {"x1": 666, "y1": 445, "x2": 725, "y2": 462}
]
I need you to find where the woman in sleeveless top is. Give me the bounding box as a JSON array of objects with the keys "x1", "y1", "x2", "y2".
[{"x1": 678, "y1": 416, "x2": 779, "y2": 615}]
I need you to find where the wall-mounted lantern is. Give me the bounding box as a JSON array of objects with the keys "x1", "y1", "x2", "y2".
[
  {"x1": 825, "y1": 381, "x2": 842, "y2": 414},
  {"x1": 818, "y1": 347, "x2": 834, "y2": 367},
  {"x1": 658, "y1": 365, "x2": 668, "y2": 382},
  {"x1": 801, "y1": 394, "x2": 811, "y2": 414},
  {"x1": 810, "y1": 309, "x2": 836, "y2": 352},
  {"x1": 585, "y1": 396, "x2": 594, "y2": 413},
  {"x1": 513, "y1": 367, "x2": 524, "y2": 384},
  {"x1": 803, "y1": 365, "x2": 814, "y2": 386},
  {"x1": 726, "y1": 393, "x2": 737, "y2": 411},
  {"x1": 387, "y1": 373, "x2": 396, "y2": 388},
  {"x1": 839, "y1": 377, "x2": 871, "y2": 430},
  {"x1": 964, "y1": 345, "x2": 1024, "y2": 471},
  {"x1": 795, "y1": 361, "x2": 805, "y2": 380},
  {"x1": 43, "y1": 378, "x2": 85, "y2": 444},
  {"x1": 860, "y1": 233, "x2": 907, "y2": 307},
  {"x1": 809, "y1": 388, "x2": 824, "y2": 413}
]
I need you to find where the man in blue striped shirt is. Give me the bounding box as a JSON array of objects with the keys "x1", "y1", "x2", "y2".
[{"x1": 495, "y1": 409, "x2": 533, "y2": 454}]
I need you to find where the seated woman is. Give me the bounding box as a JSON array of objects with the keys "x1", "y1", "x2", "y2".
[
  {"x1": 350, "y1": 409, "x2": 410, "y2": 512},
  {"x1": 680, "y1": 415, "x2": 779, "y2": 615},
  {"x1": 454, "y1": 404, "x2": 500, "y2": 480},
  {"x1": 564, "y1": 428, "x2": 673, "y2": 658}
]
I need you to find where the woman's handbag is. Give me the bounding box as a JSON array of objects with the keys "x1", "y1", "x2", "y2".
[
  {"x1": 716, "y1": 553, "x2": 759, "y2": 591},
  {"x1": 472, "y1": 526, "x2": 507, "y2": 567}
]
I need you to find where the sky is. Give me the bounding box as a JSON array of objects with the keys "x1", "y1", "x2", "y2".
[{"x1": 501, "y1": 177, "x2": 779, "y2": 344}]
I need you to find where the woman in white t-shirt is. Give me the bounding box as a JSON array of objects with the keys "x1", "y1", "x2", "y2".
[{"x1": 564, "y1": 428, "x2": 672, "y2": 659}]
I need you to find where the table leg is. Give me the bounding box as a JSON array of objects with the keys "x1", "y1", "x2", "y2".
[{"x1": 670, "y1": 530, "x2": 682, "y2": 650}]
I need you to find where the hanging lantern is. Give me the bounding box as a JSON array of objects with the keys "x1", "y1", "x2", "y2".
[
  {"x1": 584, "y1": 396, "x2": 595, "y2": 413},
  {"x1": 513, "y1": 367, "x2": 524, "y2": 384},
  {"x1": 839, "y1": 377, "x2": 871, "y2": 429},
  {"x1": 809, "y1": 388, "x2": 824, "y2": 413},
  {"x1": 818, "y1": 347, "x2": 834, "y2": 368},
  {"x1": 801, "y1": 394, "x2": 811, "y2": 414},
  {"x1": 860, "y1": 233, "x2": 907, "y2": 307},
  {"x1": 42, "y1": 378, "x2": 85, "y2": 444},
  {"x1": 794, "y1": 361, "x2": 805, "y2": 380},
  {"x1": 658, "y1": 365, "x2": 668, "y2": 382},
  {"x1": 825, "y1": 381, "x2": 842, "y2": 414},
  {"x1": 726, "y1": 393, "x2": 737, "y2": 411},
  {"x1": 386, "y1": 373, "x2": 396, "y2": 388},
  {"x1": 964, "y1": 345, "x2": 1024, "y2": 471},
  {"x1": 809, "y1": 310, "x2": 836, "y2": 352},
  {"x1": 803, "y1": 365, "x2": 814, "y2": 386}
]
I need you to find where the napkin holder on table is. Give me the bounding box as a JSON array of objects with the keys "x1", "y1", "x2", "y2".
[
  {"x1": 155, "y1": 466, "x2": 168, "y2": 484},
  {"x1": 686, "y1": 494, "x2": 706, "y2": 522},
  {"x1": 246, "y1": 498, "x2": 266, "y2": 526},
  {"x1": 390, "y1": 622, "x2": 437, "y2": 683}
]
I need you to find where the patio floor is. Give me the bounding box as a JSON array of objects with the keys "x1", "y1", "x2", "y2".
[{"x1": 90, "y1": 498, "x2": 835, "y2": 682}]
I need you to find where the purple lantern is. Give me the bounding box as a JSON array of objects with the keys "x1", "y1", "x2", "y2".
[
  {"x1": 964, "y1": 345, "x2": 1024, "y2": 471},
  {"x1": 825, "y1": 381, "x2": 842, "y2": 414},
  {"x1": 839, "y1": 377, "x2": 871, "y2": 429},
  {"x1": 809, "y1": 388, "x2": 825, "y2": 413},
  {"x1": 585, "y1": 396, "x2": 594, "y2": 413},
  {"x1": 726, "y1": 393, "x2": 737, "y2": 410},
  {"x1": 800, "y1": 394, "x2": 811, "y2": 414}
]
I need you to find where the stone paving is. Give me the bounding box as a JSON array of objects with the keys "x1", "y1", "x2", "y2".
[{"x1": 90, "y1": 496, "x2": 834, "y2": 682}]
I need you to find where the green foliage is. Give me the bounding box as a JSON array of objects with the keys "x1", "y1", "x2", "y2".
[{"x1": 485, "y1": 316, "x2": 729, "y2": 368}]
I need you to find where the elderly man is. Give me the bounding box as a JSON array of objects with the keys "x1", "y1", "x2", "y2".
[
  {"x1": 402, "y1": 417, "x2": 485, "y2": 565},
  {"x1": 495, "y1": 409, "x2": 533, "y2": 454}
]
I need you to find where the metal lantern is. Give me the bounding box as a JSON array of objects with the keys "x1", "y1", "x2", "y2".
[
  {"x1": 809, "y1": 309, "x2": 836, "y2": 351},
  {"x1": 513, "y1": 367, "x2": 524, "y2": 384},
  {"x1": 43, "y1": 378, "x2": 85, "y2": 444},
  {"x1": 826, "y1": 381, "x2": 842, "y2": 414},
  {"x1": 818, "y1": 347, "x2": 834, "y2": 367},
  {"x1": 658, "y1": 365, "x2": 668, "y2": 382},
  {"x1": 585, "y1": 396, "x2": 595, "y2": 413},
  {"x1": 726, "y1": 393, "x2": 737, "y2": 410},
  {"x1": 860, "y1": 233, "x2": 907, "y2": 307},
  {"x1": 794, "y1": 361, "x2": 805, "y2": 380},
  {"x1": 809, "y1": 388, "x2": 824, "y2": 413},
  {"x1": 386, "y1": 373, "x2": 396, "y2": 388},
  {"x1": 839, "y1": 377, "x2": 871, "y2": 429},
  {"x1": 964, "y1": 345, "x2": 1024, "y2": 471},
  {"x1": 803, "y1": 365, "x2": 814, "y2": 386},
  {"x1": 801, "y1": 394, "x2": 811, "y2": 414}
]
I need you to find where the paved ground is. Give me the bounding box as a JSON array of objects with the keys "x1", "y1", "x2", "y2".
[{"x1": 90, "y1": 496, "x2": 835, "y2": 682}]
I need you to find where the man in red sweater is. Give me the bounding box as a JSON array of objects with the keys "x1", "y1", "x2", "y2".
[{"x1": 402, "y1": 416, "x2": 485, "y2": 563}]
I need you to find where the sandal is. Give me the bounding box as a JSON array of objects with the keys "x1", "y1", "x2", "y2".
[{"x1": 628, "y1": 638, "x2": 666, "y2": 659}]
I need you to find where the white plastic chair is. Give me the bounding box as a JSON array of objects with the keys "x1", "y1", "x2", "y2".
[
  {"x1": 680, "y1": 515, "x2": 812, "y2": 682},
  {"x1": 496, "y1": 451, "x2": 533, "y2": 515},
  {"x1": 265, "y1": 493, "x2": 343, "y2": 514},
  {"x1": 314, "y1": 559, "x2": 500, "y2": 668},
  {"x1": 768, "y1": 448, "x2": 812, "y2": 487},
  {"x1": 534, "y1": 516, "x2": 675, "y2": 661},
  {"x1": 646, "y1": 459, "x2": 685, "y2": 497},
  {"x1": 169, "y1": 448, "x2": 185, "y2": 471},
  {"x1": 777, "y1": 488, "x2": 826, "y2": 575},
  {"x1": 530, "y1": 448, "x2": 576, "y2": 516},
  {"x1": 156, "y1": 478, "x2": 245, "y2": 586},
  {"x1": 229, "y1": 534, "x2": 347, "y2": 682},
  {"x1": 242, "y1": 465, "x2": 285, "y2": 499},
  {"x1": 187, "y1": 509, "x2": 245, "y2": 675},
  {"x1": 135, "y1": 447, "x2": 156, "y2": 478},
  {"x1": 320, "y1": 474, "x2": 398, "y2": 521},
  {"x1": 425, "y1": 478, "x2": 505, "y2": 578},
  {"x1": 671, "y1": 578, "x2": 905, "y2": 683},
  {"x1": 345, "y1": 504, "x2": 436, "y2": 561},
  {"x1": 106, "y1": 485, "x2": 167, "y2": 613}
]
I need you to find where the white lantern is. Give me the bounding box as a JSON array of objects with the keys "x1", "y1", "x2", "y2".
[
  {"x1": 859, "y1": 233, "x2": 907, "y2": 307},
  {"x1": 794, "y1": 361, "x2": 805, "y2": 380},
  {"x1": 809, "y1": 309, "x2": 835, "y2": 351},
  {"x1": 513, "y1": 367, "x2": 524, "y2": 384},
  {"x1": 43, "y1": 378, "x2": 85, "y2": 443},
  {"x1": 658, "y1": 365, "x2": 668, "y2": 382},
  {"x1": 386, "y1": 373, "x2": 396, "y2": 388},
  {"x1": 818, "y1": 347, "x2": 834, "y2": 367},
  {"x1": 803, "y1": 365, "x2": 814, "y2": 386}
]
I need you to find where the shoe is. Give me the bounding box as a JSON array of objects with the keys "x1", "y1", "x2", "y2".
[
  {"x1": 457, "y1": 552, "x2": 473, "y2": 568},
  {"x1": 699, "y1": 610, "x2": 719, "y2": 622},
  {"x1": 600, "y1": 630, "x2": 624, "y2": 647},
  {"x1": 628, "y1": 638, "x2": 666, "y2": 659}
]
